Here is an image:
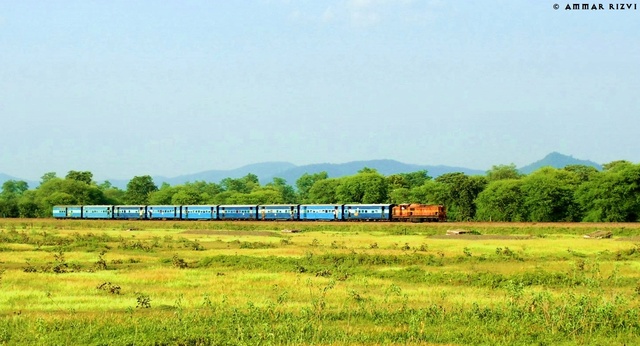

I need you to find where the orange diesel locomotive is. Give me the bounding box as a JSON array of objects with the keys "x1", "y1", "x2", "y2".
[{"x1": 392, "y1": 204, "x2": 446, "y2": 222}]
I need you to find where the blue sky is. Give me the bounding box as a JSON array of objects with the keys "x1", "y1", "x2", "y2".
[{"x1": 1, "y1": 1, "x2": 638, "y2": 181}]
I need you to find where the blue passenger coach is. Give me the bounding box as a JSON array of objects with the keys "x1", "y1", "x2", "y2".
[
  {"x1": 147, "y1": 205, "x2": 181, "y2": 220},
  {"x1": 181, "y1": 205, "x2": 218, "y2": 220},
  {"x1": 300, "y1": 204, "x2": 343, "y2": 221},
  {"x1": 218, "y1": 205, "x2": 258, "y2": 220},
  {"x1": 82, "y1": 205, "x2": 113, "y2": 219},
  {"x1": 52, "y1": 206, "x2": 69, "y2": 219},
  {"x1": 344, "y1": 204, "x2": 392, "y2": 221},
  {"x1": 53, "y1": 206, "x2": 83, "y2": 219},
  {"x1": 114, "y1": 205, "x2": 147, "y2": 220},
  {"x1": 259, "y1": 204, "x2": 299, "y2": 220}
]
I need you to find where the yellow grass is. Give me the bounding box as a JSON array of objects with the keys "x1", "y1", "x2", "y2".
[{"x1": 2, "y1": 219, "x2": 640, "y2": 345}]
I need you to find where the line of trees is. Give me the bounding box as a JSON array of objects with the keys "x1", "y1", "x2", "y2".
[{"x1": 1, "y1": 160, "x2": 639, "y2": 222}]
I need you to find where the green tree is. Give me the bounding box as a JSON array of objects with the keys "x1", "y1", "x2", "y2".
[
  {"x1": 98, "y1": 180, "x2": 125, "y2": 204},
  {"x1": 266, "y1": 177, "x2": 296, "y2": 203},
  {"x1": 171, "y1": 186, "x2": 204, "y2": 205},
  {"x1": 336, "y1": 171, "x2": 388, "y2": 203},
  {"x1": 434, "y1": 173, "x2": 486, "y2": 221},
  {"x1": 387, "y1": 170, "x2": 431, "y2": 203},
  {"x1": 0, "y1": 199, "x2": 18, "y2": 217},
  {"x1": 410, "y1": 180, "x2": 448, "y2": 205},
  {"x1": 34, "y1": 177, "x2": 109, "y2": 216},
  {"x1": 244, "y1": 188, "x2": 284, "y2": 204},
  {"x1": 149, "y1": 183, "x2": 177, "y2": 205},
  {"x1": 40, "y1": 172, "x2": 58, "y2": 185},
  {"x1": 602, "y1": 160, "x2": 632, "y2": 172},
  {"x1": 44, "y1": 191, "x2": 75, "y2": 206},
  {"x1": 475, "y1": 179, "x2": 525, "y2": 221},
  {"x1": 211, "y1": 191, "x2": 243, "y2": 204},
  {"x1": 125, "y1": 176, "x2": 158, "y2": 204},
  {"x1": 358, "y1": 167, "x2": 378, "y2": 174},
  {"x1": 388, "y1": 187, "x2": 411, "y2": 204},
  {"x1": 65, "y1": 171, "x2": 93, "y2": 185},
  {"x1": 563, "y1": 165, "x2": 599, "y2": 183},
  {"x1": 520, "y1": 167, "x2": 580, "y2": 222},
  {"x1": 307, "y1": 178, "x2": 341, "y2": 204},
  {"x1": 486, "y1": 164, "x2": 522, "y2": 182},
  {"x1": 296, "y1": 172, "x2": 328, "y2": 203},
  {"x1": 98, "y1": 181, "x2": 113, "y2": 190},
  {"x1": 401, "y1": 170, "x2": 431, "y2": 188},
  {"x1": 186, "y1": 181, "x2": 223, "y2": 203},
  {"x1": 18, "y1": 190, "x2": 40, "y2": 218},
  {"x1": 576, "y1": 163, "x2": 640, "y2": 222},
  {"x1": 387, "y1": 174, "x2": 409, "y2": 190},
  {"x1": 221, "y1": 174, "x2": 260, "y2": 194},
  {"x1": 0, "y1": 180, "x2": 29, "y2": 217}
]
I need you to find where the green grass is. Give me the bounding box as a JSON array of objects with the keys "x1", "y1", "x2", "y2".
[{"x1": 1, "y1": 219, "x2": 640, "y2": 345}]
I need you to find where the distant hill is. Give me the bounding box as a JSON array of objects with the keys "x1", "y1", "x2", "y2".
[
  {"x1": 1, "y1": 153, "x2": 608, "y2": 190},
  {"x1": 266, "y1": 160, "x2": 485, "y2": 185},
  {"x1": 105, "y1": 162, "x2": 297, "y2": 189},
  {"x1": 0, "y1": 173, "x2": 15, "y2": 186},
  {"x1": 160, "y1": 161, "x2": 297, "y2": 186},
  {"x1": 519, "y1": 152, "x2": 602, "y2": 174},
  {"x1": 105, "y1": 160, "x2": 485, "y2": 188},
  {"x1": 0, "y1": 173, "x2": 38, "y2": 189}
]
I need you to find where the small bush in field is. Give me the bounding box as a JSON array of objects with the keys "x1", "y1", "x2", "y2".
[
  {"x1": 52, "y1": 250, "x2": 69, "y2": 274},
  {"x1": 315, "y1": 269, "x2": 332, "y2": 277},
  {"x1": 135, "y1": 292, "x2": 151, "y2": 308},
  {"x1": 172, "y1": 254, "x2": 188, "y2": 269},
  {"x1": 23, "y1": 260, "x2": 37, "y2": 273},
  {"x1": 280, "y1": 238, "x2": 292, "y2": 245},
  {"x1": 96, "y1": 282, "x2": 121, "y2": 295},
  {"x1": 179, "y1": 238, "x2": 204, "y2": 251},
  {"x1": 94, "y1": 251, "x2": 108, "y2": 271},
  {"x1": 239, "y1": 241, "x2": 276, "y2": 249}
]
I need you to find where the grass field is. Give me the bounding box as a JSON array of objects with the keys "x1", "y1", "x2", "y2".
[{"x1": 1, "y1": 219, "x2": 640, "y2": 345}]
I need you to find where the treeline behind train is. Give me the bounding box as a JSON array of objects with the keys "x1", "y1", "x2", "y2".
[{"x1": 1, "y1": 160, "x2": 639, "y2": 222}]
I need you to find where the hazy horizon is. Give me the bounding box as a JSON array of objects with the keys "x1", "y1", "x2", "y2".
[
  {"x1": 0, "y1": 152, "x2": 606, "y2": 183},
  {"x1": 1, "y1": 2, "x2": 638, "y2": 181}
]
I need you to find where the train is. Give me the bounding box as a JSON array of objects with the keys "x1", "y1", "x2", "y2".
[{"x1": 52, "y1": 203, "x2": 446, "y2": 222}]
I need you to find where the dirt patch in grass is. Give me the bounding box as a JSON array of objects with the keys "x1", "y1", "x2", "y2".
[
  {"x1": 615, "y1": 236, "x2": 640, "y2": 242},
  {"x1": 428, "y1": 234, "x2": 536, "y2": 240},
  {"x1": 180, "y1": 229, "x2": 281, "y2": 237}
]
